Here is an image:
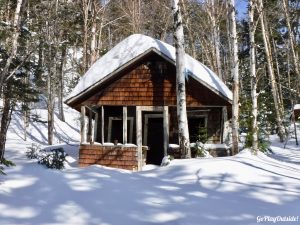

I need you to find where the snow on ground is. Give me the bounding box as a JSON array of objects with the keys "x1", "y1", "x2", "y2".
[
  {"x1": 1, "y1": 106, "x2": 300, "y2": 225},
  {"x1": 268, "y1": 123, "x2": 300, "y2": 165}
]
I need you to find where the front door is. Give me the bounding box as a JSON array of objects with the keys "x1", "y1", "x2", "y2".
[{"x1": 145, "y1": 116, "x2": 164, "y2": 165}]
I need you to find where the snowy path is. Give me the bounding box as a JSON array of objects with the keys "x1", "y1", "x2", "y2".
[{"x1": 268, "y1": 125, "x2": 300, "y2": 165}]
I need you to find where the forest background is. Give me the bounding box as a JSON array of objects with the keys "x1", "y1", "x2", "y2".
[{"x1": 0, "y1": 0, "x2": 299, "y2": 162}]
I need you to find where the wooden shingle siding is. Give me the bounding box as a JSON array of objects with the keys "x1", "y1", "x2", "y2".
[
  {"x1": 82, "y1": 54, "x2": 230, "y2": 107},
  {"x1": 79, "y1": 145, "x2": 138, "y2": 170}
]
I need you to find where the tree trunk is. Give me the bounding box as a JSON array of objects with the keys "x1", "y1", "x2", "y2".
[
  {"x1": 181, "y1": 0, "x2": 196, "y2": 58},
  {"x1": 57, "y1": 45, "x2": 66, "y2": 122},
  {"x1": 249, "y1": 0, "x2": 258, "y2": 153},
  {"x1": 90, "y1": 0, "x2": 98, "y2": 65},
  {"x1": 282, "y1": 0, "x2": 300, "y2": 95},
  {"x1": 0, "y1": 0, "x2": 23, "y2": 98},
  {"x1": 211, "y1": 0, "x2": 222, "y2": 79},
  {"x1": 226, "y1": 2, "x2": 232, "y2": 83},
  {"x1": 23, "y1": 74, "x2": 29, "y2": 141},
  {"x1": 271, "y1": 37, "x2": 284, "y2": 108},
  {"x1": 228, "y1": 0, "x2": 239, "y2": 155},
  {"x1": 81, "y1": 0, "x2": 90, "y2": 73},
  {"x1": 47, "y1": 66, "x2": 55, "y2": 145},
  {"x1": 46, "y1": 13, "x2": 56, "y2": 145},
  {"x1": 257, "y1": 0, "x2": 285, "y2": 142},
  {"x1": 172, "y1": 0, "x2": 191, "y2": 158},
  {"x1": 0, "y1": 93, "x2": 13, "y2": 161}
]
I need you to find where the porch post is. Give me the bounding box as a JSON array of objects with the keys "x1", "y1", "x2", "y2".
[
  {"x1": 93, "y1": 111, "x2": 99, "y2": 144},
  {"x1": 123, "y1": 106, "x2": 127, "y2": 144},
  {"x1": 80, "y1": 105, "x2": 87, "y2": 143},
  {"x1": 87, "y1": 108, "x2": 93, "y2": 143},
  {"x1": 222, "y1": 106, "x2": 228, "y2": 143},
  {"x1": 136, "y1": 106, "x2": 142, "y2": 170},
  {"x1": 101, "y1": 106, "x2": 104, "y2": 144},
  {"x1": 163, "y1": 106, "x2": 169, "y2": 156}
]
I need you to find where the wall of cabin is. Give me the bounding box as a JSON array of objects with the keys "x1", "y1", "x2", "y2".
[
  {"x1": 79, "y1": 144, "x2": 138, "y2": 170},
  {"x1": 81, "y1": 54, "x2": 230, "y2": 108}
]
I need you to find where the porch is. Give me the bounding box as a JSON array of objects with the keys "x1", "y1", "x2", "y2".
[{"x1": 78, "y1": 105, "x2": 230, "y2": 170}]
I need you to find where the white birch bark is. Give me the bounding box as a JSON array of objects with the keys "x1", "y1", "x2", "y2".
[
  {"x1": 257, "y1": 0, "x2": 285, "y2": 142},
  {"x1": 90, "y1": 0, "x2": 97, "y2": 66},
  {"x1": 171, "y1": 0, "x2": 191, "y2": 158},
  {"x1": 249, "y1": 0, "x2": 258, "y2": 153},
  {"x1": 211, "y1": 0, "x2": 222, "y2": 79},
  {"x1": 81, "y1": 0, "x2": 91, "y2": 73},
  {"x1": 282, "y1": 0, "x2": 300, "y2": 95},
  {"x1": 228, "y1": 0, "x2": 239, "y2": 155}
]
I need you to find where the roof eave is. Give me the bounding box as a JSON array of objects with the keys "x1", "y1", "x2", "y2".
[
  {"x1": 65, "y1": 47, "x2": 167, "y2": 106},
  {"x1": 65, "y1": 47, "x2": 232, "y2": 106}
]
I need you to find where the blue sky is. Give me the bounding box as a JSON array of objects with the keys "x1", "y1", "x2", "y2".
[{"x1": 236, "y1": 0, "x2": 248, "y2": 19}]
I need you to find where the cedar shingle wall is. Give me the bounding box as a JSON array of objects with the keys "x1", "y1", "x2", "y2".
[
  {"x1": 82, "y1": 57, "x2": 230, "y2": 107},
  {"x1": 79, "y1": 145, "x2": 138, "y2": 170}
]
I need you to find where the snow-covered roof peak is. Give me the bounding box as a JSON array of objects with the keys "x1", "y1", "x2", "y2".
[{"x1": 66, "y1": 34, "x2": 232, "y2": 104}]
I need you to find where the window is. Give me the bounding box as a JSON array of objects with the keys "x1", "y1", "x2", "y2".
[
  {"x1": 107, "y1": 117, "x2": 134, "y2": 144},
  {"x1": 188, "y1": 116, "x2": 207, "y2": 143}
]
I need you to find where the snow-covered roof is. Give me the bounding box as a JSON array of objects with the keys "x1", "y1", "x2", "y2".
[{"x1": 66, "y1": 34, "x2": 232, "y2": 104}]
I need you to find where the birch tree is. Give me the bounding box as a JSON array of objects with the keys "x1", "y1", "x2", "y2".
[
  {"x1": 249, "y1": 0, "x2": 258, "y2": 153},
  {"x1": 281, "y1": 0, "x2": 300, "y2": 95},
  {"x1": 80, "y1": 0, "x2": 91, "y2": 73},
  {"x1": 228, "y1": 0, "x2": 239, "y2": 155},
  {"x1": 207, "y1": 0, "x2": 223, "y2": 79},
  {"x1": 171, "y1": 0, "x2": 191, "y2": 158},
  {"x1": 257, "y1": 0, "x2": 285, "y2": 142}
]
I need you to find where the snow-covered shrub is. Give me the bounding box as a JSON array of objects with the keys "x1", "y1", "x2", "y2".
[
  {"x1": 38, "y1": 148, "x2": 67, "y2": 170},
  {"x1": 26, "y1": 143, "x2": 41, "y2": 159},
  {"x1": 194, "y1": 141, "x2": 206, "y2": 157},
  {"x1": 0, "y1": 158, "x2": 15, "y2": 175},
  {"x1": 161, "y1": 155, "x2": 171, "y2": 166},
  {"x1": 26, "y1": 145, "x2": 67, "y2": 170}
]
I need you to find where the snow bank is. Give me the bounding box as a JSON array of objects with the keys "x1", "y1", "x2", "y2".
[{"x1": 1, "y1": 108, "x2": 300, "y2": 225}]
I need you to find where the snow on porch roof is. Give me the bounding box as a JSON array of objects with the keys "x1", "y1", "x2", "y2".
[{"x1": 66, "y1": 34, "x2": 233, "y2": 104}]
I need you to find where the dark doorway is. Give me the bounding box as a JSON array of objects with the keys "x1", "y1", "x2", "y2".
[{"x1": 146, "y1": 117, "x2": 164, "y2": 165}]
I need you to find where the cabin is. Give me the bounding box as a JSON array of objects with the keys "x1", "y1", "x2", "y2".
[{"x1": 65, "y1": 34, "x2": 233, "y2": 171}]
